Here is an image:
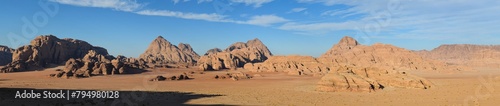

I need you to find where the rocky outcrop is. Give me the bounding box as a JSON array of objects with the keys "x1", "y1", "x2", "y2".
[
  {"x1": 54, "y1": 52, "x2": 148, "y2": 79},
  {"x1": 244, "y1": 56, "x2": 330, "y2": 76},
  {"x1": 315, "y1": 36, "x2": 441, "y2": 92},
  {"x1": 204, "y1": 48, "x2": 222, "y2": 55},
  {"x1": 1, "y1": 35, "x2": 109, "y2": 73},
  {"x1": 198, "y1": 38, "x2": 272, "y2": 71},
  {"x1": 318, "y1": 36, "x2": 464, "y2": 72},
  {"x1": 416, "y1": 44, "x2": 500, "y2": 68},
  {"x1": 139, "y1": 36, "x2": 200, "y2": 66},
  {"x1": 0, "y1": 45, "x2": 13, "y2": 66},
  {"x1": 317, "y1": 66, "x2": 432, "y2": 92}
]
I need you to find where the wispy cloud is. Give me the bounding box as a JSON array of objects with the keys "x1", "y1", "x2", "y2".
[
  {"x1": 287, "y1": 8, "x2": 307, "y2": 13},
  {"x1": 135, "y1": 10, "x2": 229, "y2": 22},
  {"x1": 279, "y1": 21, "x2": 361, "y2": 34},
  {"x1": 176, "y1": 0, "x2": 273, "y2": 8},
  {"x1": 172, "y1": 0, "x2": 191, "y2": 4},
  {"x1": 291, "y1": 0, "x2": 500, "y2": 40},
  {"x1": 136, "y1": 9, "x2": 287, "y2": 26},
  {"x1": 196, "y1": 0, "x2": 213, "y2": 3},
  {"x1": 50, "y1": 0, "x2": 144, "y2": 12},
  {"x1": 231, "y1": 0, "x2": 274, "y2": 8},
  {"x1": 241, "y1": 15, "x2": 289, "y2": 26},
  {"x1": 51, "y1": 0, "x2": 286, "y2": 27}
]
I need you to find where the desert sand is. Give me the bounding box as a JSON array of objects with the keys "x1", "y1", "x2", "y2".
[{"x1": 0, "y1": 67, "x2": 500, "y2": 105}]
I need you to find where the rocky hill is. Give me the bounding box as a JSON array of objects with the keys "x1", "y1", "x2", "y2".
[
  {"x1": 0, "y1": 35, "x2": 111, "y2": 72},
  {"x1": 139, "y1": 36, "x2": 200, "y2": 66},
  {"x1": 416, "y1": 44, "x2": 500, "y2": 68},
  {"x1": 315, "y1": 36, "x2": 446, "y2": 92},
  {"x1": 0, "y1": 35, "x2": 148, "y2": 78},
  {"x1": 0, "y1": 45, "x2": 13, "y2": 66},
  {"x1": 198, "y1": 38, "x2": 272, "y2": 71},
  {"x1": 318, "y1": 36, "x2": 463, "y2": 72}
]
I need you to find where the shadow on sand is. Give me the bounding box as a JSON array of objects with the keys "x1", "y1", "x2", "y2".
[{"x1": 0, "y1": 88, "x2": 234, "y2": 106}]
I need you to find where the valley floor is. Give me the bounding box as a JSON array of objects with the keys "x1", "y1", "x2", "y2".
[{"x1": 1, "y1": 67, "x2": 500, "y2": 105}]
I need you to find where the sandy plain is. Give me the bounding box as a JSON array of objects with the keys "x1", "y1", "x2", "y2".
[{"x1": 0, "y1": 66, "x2": 499, "y2": 106}]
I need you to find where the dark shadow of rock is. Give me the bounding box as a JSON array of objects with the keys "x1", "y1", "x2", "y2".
[{"x1": 0, "y1": 88, "x2": 235, "y2": 106}]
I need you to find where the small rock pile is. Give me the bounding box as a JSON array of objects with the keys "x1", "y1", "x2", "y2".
[{"x1": 214, "y1": 72, "x2": 252, "y2": 81}]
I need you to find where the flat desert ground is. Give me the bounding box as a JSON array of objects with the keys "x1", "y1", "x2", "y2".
[{"x1": 1, "y1": 67, "x2": 500, "y2": 105}]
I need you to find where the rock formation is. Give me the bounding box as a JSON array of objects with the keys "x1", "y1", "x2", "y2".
[
  {"x1": 53, "y1": 51, "x2": 148, "y2": 78},
  {"x1": 0, "y1": 45, "x2": 13, "y2": 66},
  {"x1": 317, "y1": 66, "x2": 432, "y2": 92},
  {"x1": 198, "y1": 38, "x2": 272, "y2": 71},
  {"x1": 318, "y1": 36, "x2": 463, "y2": 72},
  {"x1": 244, "y1": 56, "x2": 330, "y2": 76},
  {"x1": 416, "y1": 44, "x2": 500, "y2": 68},
  {"x1": 139, "y1": 36, "x2": 200, "y2": 66},
  {"x1": 204, "y1": 48, "x2": 222, "y2": 55},
  {"x1": 315, "y1": 36, "x2": 454, "y2": 92},
  {"x1": 1, "y1": 35, "x2": 110, "y2": 73}
]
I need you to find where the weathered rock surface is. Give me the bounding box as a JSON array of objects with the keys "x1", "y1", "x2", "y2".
[
  {"x1": 0, "y1": 45, "x2": 13, "y2": 66},
  {"x1": 244, "y1": 56, "x2": 330, "y2": 76},
  {"x1": 416, "y1": 44, "x2": 500, "y2": 68},
  {"x1": 318, "y1": 36, "x2": 464, "y2": 72},
  {"x1": 139, "y1": 36, "x2": 200, "y2": 66},
  {"x1": 204, "y1": 48, "x2": 222, "y2": 55},
  {"x1": 198, "y1": 38, "x2": 272, "y2": 71},
  {"x1": 315, "y1": 36, "x2": 442, "y2": 92},
  {"x1": 55, "y1": 54, "x2": 148, "y2": 79},
  {"x1": 1, "y1": 35, "x2": 109, "y2": 73},
  {"x1": 317, "y1": 66, "x2": 432, "y2": 92}
]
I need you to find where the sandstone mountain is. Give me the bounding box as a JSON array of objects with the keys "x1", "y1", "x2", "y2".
[
  {"x1": 139, "y1": 36, "x2": 200, "y2": 66},
  {"x1": 0, "y1": 45, "x2": 13, "y2": 66},
  {"x1": 416, "y1": 44, "x2": 500, "y2": 68},
  {"x1": 318, "y1": 36, "x2": 463, "y2": 72},
  {"x1": 1, "y1": 35, "x2": 111, "y2": 73},
  {"x1": 315, "y1": 36, "x2": 445, "y2": 92},
  {"x1": 198, "y1": 38, "x2": 272, "y2": 71}
]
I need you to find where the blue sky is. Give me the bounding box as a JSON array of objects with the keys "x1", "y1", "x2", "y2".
[{"x1": 1, "y1": 0, "x2": 499, "y2": 58}]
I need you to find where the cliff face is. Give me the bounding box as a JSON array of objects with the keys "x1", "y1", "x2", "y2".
[{"x1": 416, "y1": 44, "x2": 500, "y2": 68}]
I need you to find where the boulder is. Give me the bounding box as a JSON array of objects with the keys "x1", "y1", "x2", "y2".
[{"x1": 150, "y1": 76, "x2": 167, "y2": 81}]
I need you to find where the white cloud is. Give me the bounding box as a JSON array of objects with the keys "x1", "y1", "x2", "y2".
[
  {"x1": 135, "y1": 10, "x2": 230, "y2": 22},
  {"x1": 279, "y1": 21, "x2": 361, "y2": 34},
  {"x1": 173, "y1": 0, "x2": 191, "y2": 4},
  {"x1": 291, "y1": 0, "x2": 500, "y2": 40},
  {"x1": 136, "y1": 10, "x2": 287, "y2": 26},
  {"x1": 50, "y1": 0, "x2": 143, "y2": 12},
  {"x1": 288, "y1": 8, "x2": 307, "y2": 13},
  {"x1": 241, "y1": 15, "x2": 289, "y2": 26},
  {"x1": 175, "y1": 0, "x2": 273, "y2": 7},
  {"x1": 230, "y1": 0, "x2": 274, "y2": 8}
]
